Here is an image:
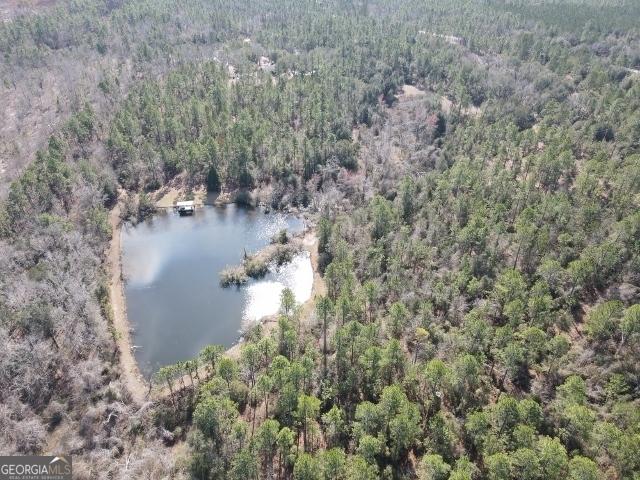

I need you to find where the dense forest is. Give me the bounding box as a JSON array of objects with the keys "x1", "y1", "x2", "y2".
[{"x1": 1, "y1": 0, "x2": 639, "y2": 478}]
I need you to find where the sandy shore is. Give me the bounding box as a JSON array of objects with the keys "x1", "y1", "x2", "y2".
[{"x1": 108, "y1": 199, "x2": 149, "y2": 404}]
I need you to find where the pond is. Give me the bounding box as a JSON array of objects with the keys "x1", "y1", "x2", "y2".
[{"x1": 120, "y1": 204, "x2": 311, "y2": 377}]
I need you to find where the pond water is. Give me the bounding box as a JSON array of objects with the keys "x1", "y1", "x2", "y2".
[{"x1": 121, "y1": 204, "x2": 311, "y2": 377}]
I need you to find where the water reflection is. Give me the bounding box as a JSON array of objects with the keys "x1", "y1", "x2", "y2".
[
  {"x1": 244, "y1": 252, "x2": 314, "y2": 323},
  {"x1": 120, "y1": 204, "x2": 309, "y2": 376}
]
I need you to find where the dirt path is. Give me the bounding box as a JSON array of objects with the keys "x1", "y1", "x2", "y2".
[
  {"x1": 108, "y1": 199, "x2": 149, "y2": 404},
  {"x1": 303, "y1": 229, "x2": 327, "y2": 300},
  {"x1": 154, "y1": 181, "x2": 207, "y2": 209}
]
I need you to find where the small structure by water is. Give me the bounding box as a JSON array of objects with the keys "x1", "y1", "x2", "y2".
[{"x1": 175, "y1": 200, "x2": 195, "y2": 216}]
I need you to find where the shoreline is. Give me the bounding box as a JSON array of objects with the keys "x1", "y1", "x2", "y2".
[
  {"x1": 107, "y1": 189, "x2": 324, "y2": 400},
  {"x1": 226, "y1": 228, "x2": 325, "y2": 359},
  {"x1": 108, "y1": 198, "x2": 149, "y2": 404}
]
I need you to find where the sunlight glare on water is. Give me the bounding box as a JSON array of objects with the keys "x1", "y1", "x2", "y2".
[{"x1": 243, "y1": 251, "x2": 314, "y2": 324}]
